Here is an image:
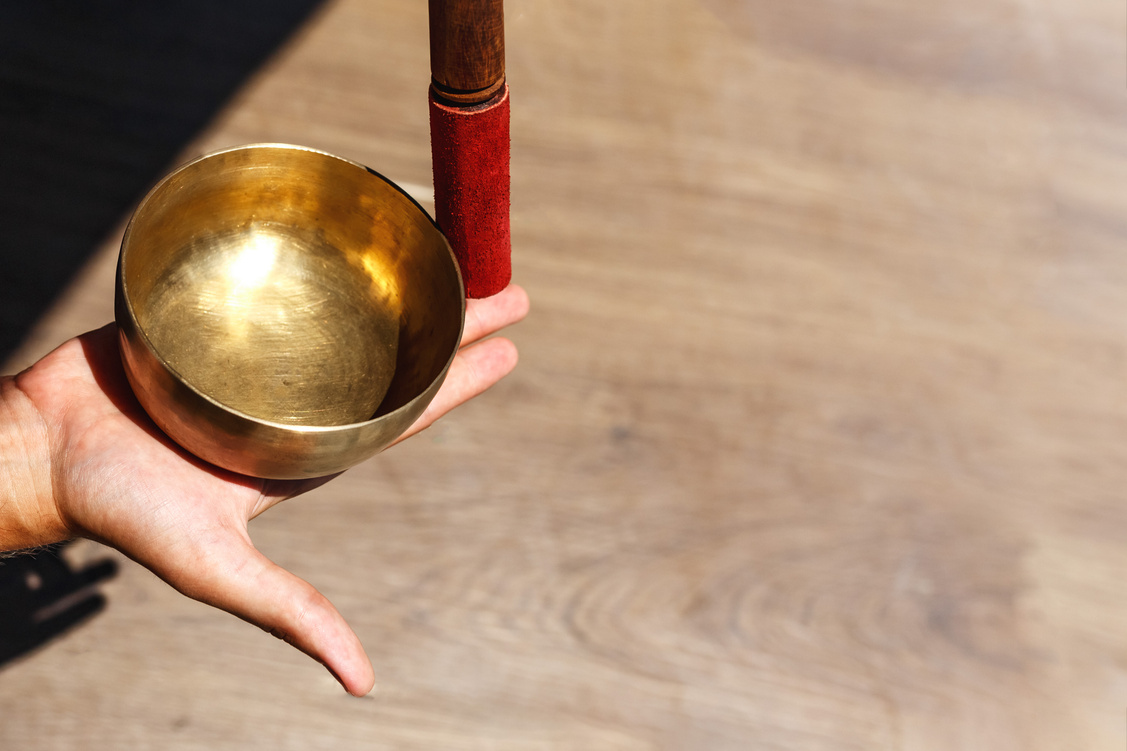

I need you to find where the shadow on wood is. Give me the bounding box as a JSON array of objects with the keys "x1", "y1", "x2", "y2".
[
  {"x1": 0, "y1": 544, "x2": 118, "y2": 669},
  {"x1": 0, "y1": 0, "x2": 326, "y2": 362}
]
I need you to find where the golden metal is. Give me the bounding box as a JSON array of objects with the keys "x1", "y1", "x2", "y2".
[{"x1": 115, "y1": 144, "x2": 465, "y2": 479}]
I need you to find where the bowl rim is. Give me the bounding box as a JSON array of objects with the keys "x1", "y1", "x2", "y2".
[{"x1": 117, "y1": 142, "x2": 466, "y2": 434}]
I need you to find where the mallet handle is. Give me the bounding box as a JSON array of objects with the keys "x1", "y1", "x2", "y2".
[{"x1": 429, "y1": 0, "x2": 505, "y2": 105}]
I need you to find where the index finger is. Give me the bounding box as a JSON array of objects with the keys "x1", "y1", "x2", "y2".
[{"x1": 460, "y1": 284, "x2": 529, "y2": 347}]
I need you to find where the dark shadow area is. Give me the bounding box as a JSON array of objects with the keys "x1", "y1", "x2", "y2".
[
  {"x1": 0, "y1": 543, "x2": 118, "y2": 668},
  {"x1": 0, "y1": 0, "x2": 327, "y2": 362}
]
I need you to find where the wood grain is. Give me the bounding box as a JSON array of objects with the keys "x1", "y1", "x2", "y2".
[
  {"x1": 3, "y1": 0, "x2": 1127, "y2": 748},
  {"x1": 429, "y1": 0, "x2": 506, "y2": 103}
]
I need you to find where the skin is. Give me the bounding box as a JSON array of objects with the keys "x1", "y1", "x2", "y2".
[{"x1": 0, "y1": 284, "x2": 529, "y2": 696}]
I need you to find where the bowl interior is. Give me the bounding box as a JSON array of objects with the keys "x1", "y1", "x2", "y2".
[{"x1": 120, "y1": 145, "x2": 463, "y2": 427}]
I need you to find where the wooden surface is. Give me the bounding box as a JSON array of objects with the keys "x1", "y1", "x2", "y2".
[{"x1": 3, "y1": 0, "x2": 1127, "y2": 748}]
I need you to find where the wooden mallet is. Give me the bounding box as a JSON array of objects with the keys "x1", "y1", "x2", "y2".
[{"x1": 428, "y1": 0, "x2": 511, "y2": 299}]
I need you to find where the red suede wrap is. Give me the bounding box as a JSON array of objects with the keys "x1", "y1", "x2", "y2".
[{"x1": 429, "y1": 84, "x2": 511, "y2": 299}]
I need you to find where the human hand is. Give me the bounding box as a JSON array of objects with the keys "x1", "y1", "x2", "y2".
[{"x1": 2, "y1": 284, "x2": 529, "y2": 696}]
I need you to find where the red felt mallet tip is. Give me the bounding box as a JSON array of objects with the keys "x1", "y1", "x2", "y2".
[{"x1": 429, "y1": 84, "x2": 511, "y2": 299}]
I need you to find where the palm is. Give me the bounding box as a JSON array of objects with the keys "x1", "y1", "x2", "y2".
[{"x1": 13, "y1": 285, "x2": 528, "y2": 696}]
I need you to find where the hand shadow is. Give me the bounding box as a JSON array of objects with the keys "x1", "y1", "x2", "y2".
[{"x1": 0, "y1": 543, "x2": 118, "y2": 668}]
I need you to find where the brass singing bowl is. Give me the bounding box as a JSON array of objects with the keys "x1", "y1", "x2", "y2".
[{"x1": 115, "y1": 144, "x2": 465, "y2": 479}]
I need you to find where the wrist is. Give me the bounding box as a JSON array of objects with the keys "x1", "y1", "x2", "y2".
[{"x1": 0, "y1": 376, "x2": 68, "y2": 550}]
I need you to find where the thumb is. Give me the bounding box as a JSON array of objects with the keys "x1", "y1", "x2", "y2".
[{"x1": 154, "y1": 528, "x2": 375, "y2": 697}]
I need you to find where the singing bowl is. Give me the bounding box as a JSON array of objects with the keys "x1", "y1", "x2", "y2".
[{"x1": 115, "y1": 144, "x2": 465, "y2": 479}]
